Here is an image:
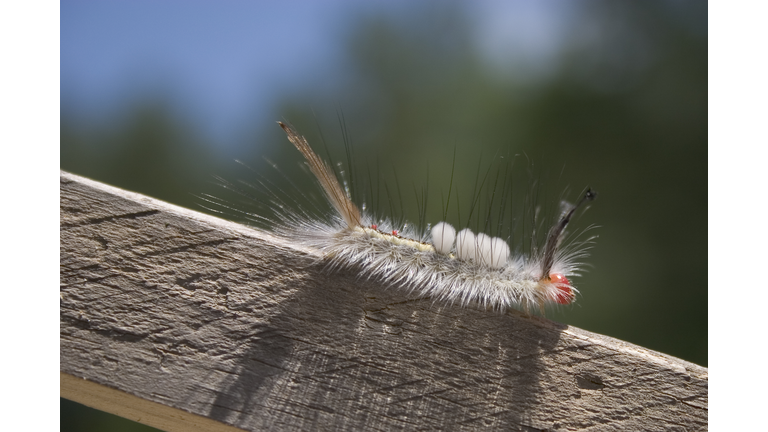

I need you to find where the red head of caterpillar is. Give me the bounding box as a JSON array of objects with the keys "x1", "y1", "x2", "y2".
[{"x1": 276, "y1": 121, "x2": 596, "y2": 314}]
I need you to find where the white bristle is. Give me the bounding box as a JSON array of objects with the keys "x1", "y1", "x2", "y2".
[
  {"x1": 456, "y1": 229, "x2": 476, "y2": 262},
  {"x1": 431, "y1": 222, "x2": 456, "y2": 255}
]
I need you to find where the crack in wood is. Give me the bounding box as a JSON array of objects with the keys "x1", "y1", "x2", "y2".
[{"x1": 61, "y1": 210, "x2": 161, "y2": 228}]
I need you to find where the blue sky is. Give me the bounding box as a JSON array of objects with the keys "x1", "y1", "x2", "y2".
[{"x1": 61, "y1": 1, "x2": 574, "y2": 147}]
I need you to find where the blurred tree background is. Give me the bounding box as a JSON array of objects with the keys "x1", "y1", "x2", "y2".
[{"x1": 61, "y1": 1, "x2": 706, "y2": 430}]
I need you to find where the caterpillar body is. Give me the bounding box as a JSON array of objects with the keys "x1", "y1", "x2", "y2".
[{"x1": 267, "y1": 122, "x2": 597, "y2": 314}]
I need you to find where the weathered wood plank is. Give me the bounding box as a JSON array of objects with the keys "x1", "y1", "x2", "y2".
[{"x1": 60, "y1": 171, "x2": 708, "y2": 431}]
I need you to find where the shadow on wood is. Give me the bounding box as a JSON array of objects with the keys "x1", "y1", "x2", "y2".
[{"x1": 60, "y1": 171, "x2": 707, "y2": 431}]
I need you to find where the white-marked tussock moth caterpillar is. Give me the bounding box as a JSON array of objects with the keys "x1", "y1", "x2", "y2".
[
  {"x1": 206, "y1": 121, "x2": 597, "y2": 314},
  {"x1": 266, "y1": 122, "x2": 597, "y2": 314}
]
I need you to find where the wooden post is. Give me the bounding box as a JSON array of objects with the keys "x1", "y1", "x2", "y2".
[{"x1": 60, "y1": 171, "x2": 707, "y2": 431}]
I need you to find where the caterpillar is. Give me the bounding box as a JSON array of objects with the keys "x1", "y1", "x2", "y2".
[{"x1": 264, "y1": 122, "x2": 597, "y2": 314}]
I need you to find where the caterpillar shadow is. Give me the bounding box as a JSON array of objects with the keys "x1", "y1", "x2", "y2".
[{"x1": 208, "y1": 253, "x2": 566, "y2": 431}]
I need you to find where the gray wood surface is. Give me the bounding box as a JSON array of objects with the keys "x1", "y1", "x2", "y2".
[{"x1": 60, "y1": 171, "x2": 708, "y2": 431}]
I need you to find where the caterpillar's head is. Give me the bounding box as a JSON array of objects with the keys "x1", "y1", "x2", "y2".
[
  {"x1": 549, "y1": 273, "x2": 574, "y2": 305},
  {"x1": 533, "y1": 273, "x2": 575, "y2": 306}
]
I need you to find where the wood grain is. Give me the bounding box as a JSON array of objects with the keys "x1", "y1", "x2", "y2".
[{"x1": 60, "y1": 171, "x2": 707, "y2": 431}]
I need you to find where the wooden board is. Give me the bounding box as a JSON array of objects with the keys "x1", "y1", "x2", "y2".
[{"x1": 60, "y1": 171, "x2": 708, "y2": 431}]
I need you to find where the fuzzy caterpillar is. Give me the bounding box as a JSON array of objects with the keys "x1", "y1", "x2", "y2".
[{"x1": 268, "y1": 122, "x2": 596, "y2": 313}]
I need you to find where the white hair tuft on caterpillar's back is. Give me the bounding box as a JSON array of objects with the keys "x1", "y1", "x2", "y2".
[{"x1": 274, "y1": 121, "x2": 597, "y2": 314}]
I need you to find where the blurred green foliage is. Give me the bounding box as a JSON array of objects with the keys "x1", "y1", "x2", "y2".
[
  {"x1": 61, "y1": 2, "x2": 706, "y2": 430},
  {"x1": 61, "y1": 399, "x2": 161, "y2": 432}
]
